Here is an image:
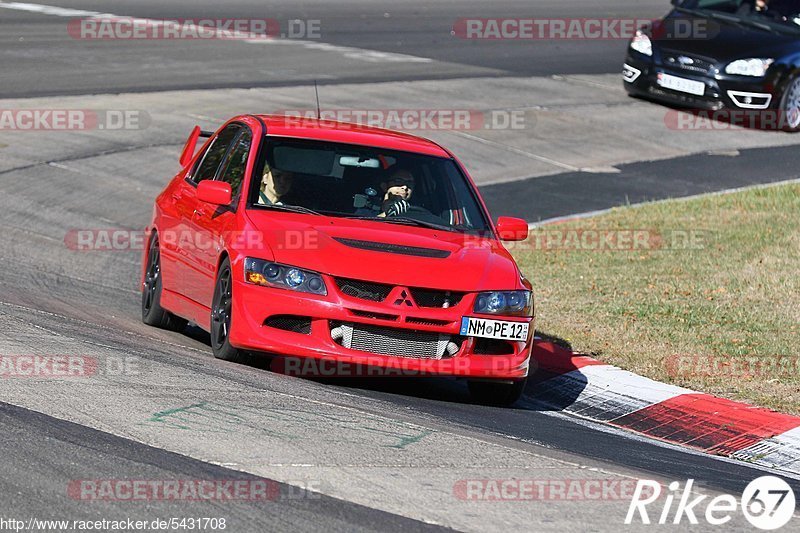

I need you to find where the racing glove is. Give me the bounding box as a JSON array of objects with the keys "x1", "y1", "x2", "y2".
[{"x1": 385, "y1": 199, "x2": 410, "y2": 217}]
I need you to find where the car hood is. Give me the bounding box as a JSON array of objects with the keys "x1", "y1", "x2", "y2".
[
  {"x1": 241, "y1": 211, "x2": 522, "y2": 292},
  {"x1": 655, "y1": 11, "x2": 800, "y2": 63}
]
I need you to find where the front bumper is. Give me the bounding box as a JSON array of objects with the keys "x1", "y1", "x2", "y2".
[
  {"x1": 227, "y1": 276, "x2": 533, "y2": 380},
  {"x1": 623, "y1": 52, "x2": 779, "y2": 111}
]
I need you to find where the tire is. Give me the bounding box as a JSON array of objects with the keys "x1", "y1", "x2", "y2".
[
  {"x1": 468, "y1": 378, "x2": 527, "y2": 407},
  {"x1": 142, "y1": 235, "x2": 188, "y2": 332},
  {"x1": 780, "y1": 75, "x2": 800, "y2": 132},
  {"x1": 210, "y1": 257, "x2": 245, "y2": 363}
]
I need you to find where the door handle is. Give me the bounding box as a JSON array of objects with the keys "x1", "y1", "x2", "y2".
[{"x1": 194, "y1": 208, "x2": 207, "y2": 217}]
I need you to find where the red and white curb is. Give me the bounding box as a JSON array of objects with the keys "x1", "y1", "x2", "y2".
[{"x1": 529, "y1": 338, "x2": 800, "y2": 475}]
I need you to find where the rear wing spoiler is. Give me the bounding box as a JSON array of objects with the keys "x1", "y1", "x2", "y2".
[{"x1": 179, "y1": 126, "x2": 216, "y2": 167}]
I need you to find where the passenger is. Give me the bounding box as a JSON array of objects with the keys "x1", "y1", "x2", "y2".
[{"x1": 258, "y1": 167, "x2": 294, "y2": 205}]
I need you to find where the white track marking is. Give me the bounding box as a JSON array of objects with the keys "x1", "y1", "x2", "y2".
[
  {"x1": 244, "y1": 39, "x2": 431, "y2": 63},
  {"x1": 0, "y1": 1, "x2": 107, "y2": 16},
  {"x1": 732, "y1": 427, "x2": 800, "y2": 475},
  {"x1": 452, "y1": 130, "x2": 582, "y2": 172},
  {"x1": 0, "y1": 1, "x2": 433, "y2": 64}
]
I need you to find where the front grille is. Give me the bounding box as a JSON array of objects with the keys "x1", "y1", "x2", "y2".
[
  {"x1": 410, "y1": 288, "x2": 464, "y2": 308},
  {"x1": 335, "y1": 278, "x2": 394, "y2": 302},
  {"x1": 662, "y1": 50, "x2": 716, "y2": 75},
  {"x1": 264, "y1": 315, "x2": 312, "y2": 334},
  {"x1": 330, "y1": 321, "x2": 460, "y2": 359},
  {"x1": 406, "y1": 317, "x2": 452, "y2": 327},
  {"x1": 349, "y1": 309, "x2": 399, "y2": 321}
]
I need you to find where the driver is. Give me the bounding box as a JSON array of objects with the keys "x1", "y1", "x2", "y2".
[
  {"x1": 378, "y1": 169, "x2": 415, "y2": 217},
  {"x1": 258, "y1": 167, "x2": 294, "y2": 205},
  {"x1": 737, "y1": 0, "x2": 772, "y2": 16}
]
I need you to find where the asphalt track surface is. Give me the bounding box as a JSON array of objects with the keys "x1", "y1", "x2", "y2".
[
  {"x1": 2, "y1": 1, "x2": 800, "y2": 531},
  {"x1": 0, "y1": 0, "x2": 671, "y2": 97}
]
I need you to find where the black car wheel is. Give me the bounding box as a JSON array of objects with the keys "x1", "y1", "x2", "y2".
[
  {"x1": 210, "y1": 258, "x2": 245, "y2": 363},
  {"x1": 468, "y1": 378, "x2": 528, "y2": 407},
  {"x1": 780, "y1": 75, "x2": 800, "y2": 132},
  {"x1": 142, "y1": 235, "x2": 188, "y2": 332}
]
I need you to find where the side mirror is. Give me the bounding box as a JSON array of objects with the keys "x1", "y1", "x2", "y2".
[
  {"x1": 197, "y1": 180, "x2": 232, "y2": 206},
  {"x1": 179, "y1": 125, "x2": 202, "y2": 167},
  {"x1": 496, "y1": 217, "x2": 529, "y2": 242}
]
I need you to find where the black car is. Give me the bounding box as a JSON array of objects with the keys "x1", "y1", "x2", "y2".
[{"x1": 624, "y1": 0, "x2": 800, "y2": 130}]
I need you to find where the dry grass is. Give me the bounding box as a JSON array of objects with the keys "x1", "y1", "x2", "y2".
[{"x1": 514, "y1": 182, "x2": 800, "y2": 413}]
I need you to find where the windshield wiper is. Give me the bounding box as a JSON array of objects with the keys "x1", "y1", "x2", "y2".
[
  {"x1": 257, "y1": 204, "x2": 323, "y2": 216},
  {"x1": 706, "y1": 10, "x2": 783, "y2": 34},
  {"x1": 674, "y1": 6, "x2": 703, "y2": 16}
]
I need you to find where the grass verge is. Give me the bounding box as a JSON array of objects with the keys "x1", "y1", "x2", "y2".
[{"x1": 514, "y1": 182, "x2": 800, "y2": 414}]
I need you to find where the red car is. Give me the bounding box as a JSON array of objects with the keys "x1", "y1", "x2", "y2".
[{"x1": 142, "y1": 115, "x2": 534, "y2": 405}]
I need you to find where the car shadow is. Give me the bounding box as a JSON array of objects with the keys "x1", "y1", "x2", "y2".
[
  {"x1": 523, "y1": 332, "x2": 589, "y2": 412},
  {"x1": 178, "y1": 324, "x2": 591, "y2": 412}
]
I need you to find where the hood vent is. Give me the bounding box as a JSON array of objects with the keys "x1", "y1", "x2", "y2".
[{"x1": 334, "y1": 237, "x2": 450, "y2": 259}]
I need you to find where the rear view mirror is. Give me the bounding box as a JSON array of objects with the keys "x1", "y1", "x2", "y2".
[
  {"x1": 496, "y1": 217, "x2": 529, "y2": 242},
  {"x1": 197, "y1": 180, "x2": 232, "y2": 206}
]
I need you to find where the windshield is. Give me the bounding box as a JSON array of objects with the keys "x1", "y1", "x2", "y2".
[
  {"x1": 680, "y1": 0, "x2": 800, "y2": 30},
  {"x1": 247, "y1": 137, "x2": 491, "y2": 234}
]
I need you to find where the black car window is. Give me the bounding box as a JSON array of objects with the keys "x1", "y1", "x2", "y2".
[
  {"x1": 191, "y1": 124, "x2": 240, "y2": 184},
  {"x1": 689, "y1": 0, "x2": 800, "y2": 26},
  {"x1": 218, "y1": 129, "x2": 252, "y2": 199}
]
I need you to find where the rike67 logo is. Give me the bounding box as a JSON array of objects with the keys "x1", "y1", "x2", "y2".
[{"x1": 626, "y1": 477, "x2": 795, "y2": 530}]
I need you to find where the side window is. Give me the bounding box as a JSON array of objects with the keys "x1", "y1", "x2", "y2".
[
  {"x1": 218, "y1": 130, "x2": 252, "y2": 199},
  {"x1": 191, "y1": 124, "x2": 240, "y2": 183}
]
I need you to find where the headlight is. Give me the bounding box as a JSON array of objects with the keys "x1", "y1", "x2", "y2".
[
  {"x1": 630, "y1": 31, "x2": 652, "y2": 57},
  {"x1": 725, "y1": 58, "x2": 774, "y2": 77},
  {"x1": 244, "y1": 258, "x2": 327, "y2": 295},
  {"x1": 474, "y1": 291, "x2": 532, "y2": 317}
]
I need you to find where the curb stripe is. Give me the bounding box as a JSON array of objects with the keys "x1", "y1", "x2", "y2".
[
  {"x1": 529, "y1": 340, "x2": 800, "y2": 474},
  {"x1": 611, "y1": 394, "x2": 800, "y2": 455},
  {"x1": 531, "y1": 364, "x2": 691, "y2": 422}
]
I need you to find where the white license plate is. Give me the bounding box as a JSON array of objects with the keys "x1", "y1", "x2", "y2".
[
  {"x1": 657, "y1": 73, "x2": 705, "y2": 96},
  {"x1": 460, "y1": 317, "x2": 529, "y2": 341}
]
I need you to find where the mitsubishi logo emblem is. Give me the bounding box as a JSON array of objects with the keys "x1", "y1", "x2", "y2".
[{"x1": 394, "y1": 290, "x2": 414, "y2": 307}]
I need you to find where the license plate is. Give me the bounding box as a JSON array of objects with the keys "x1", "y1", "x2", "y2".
[
  {"x1": 460, "y1": 317, "x2": 529, "y2": 342},
  {"x1": 657, "y1": 73, "x2": 705, "y2": 96}
]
